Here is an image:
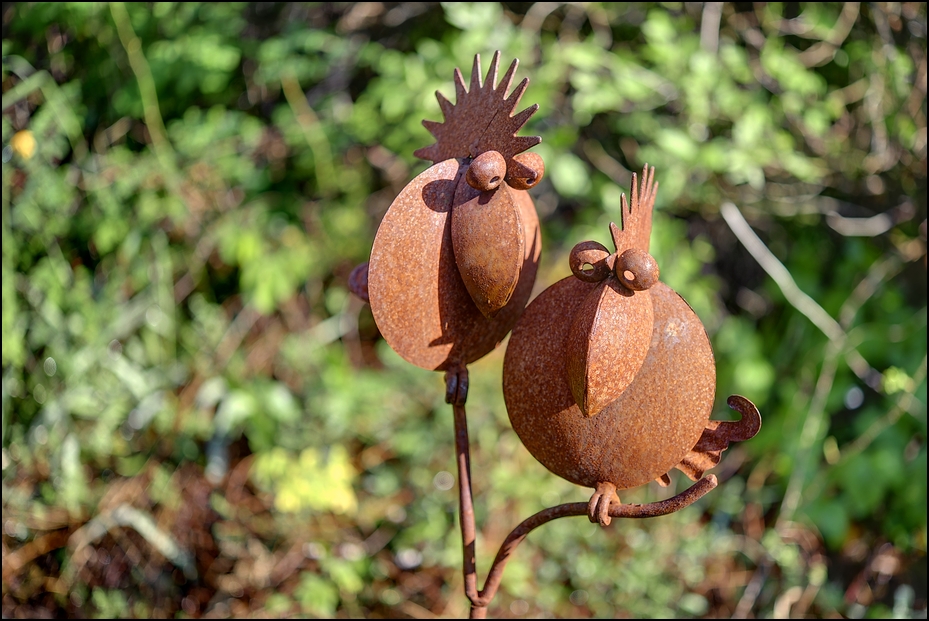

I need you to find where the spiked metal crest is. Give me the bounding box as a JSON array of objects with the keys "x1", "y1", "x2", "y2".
[
  {"x1": 414, "y1": 51, "x2": 542, "y2": 167},
  {"x1": 610, "y1": 164, "x2": 658, "y2": 255}
]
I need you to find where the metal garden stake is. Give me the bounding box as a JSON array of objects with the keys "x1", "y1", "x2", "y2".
[{"x1": 350, "y1": 52, "x2": 761, "y2": 619}]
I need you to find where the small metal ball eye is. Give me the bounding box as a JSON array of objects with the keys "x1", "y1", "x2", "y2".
[
  {"x1": 570, "y1": 241, "x2": 612, "y2": 283},
  {"x1": 505, "y1": 152, "x2": 545, "y2": 190},
  {"x1": 616, "y1": 248, "x2": 659, "y2": 291},
  {"x1": 466, "y1": 150, "x2": 507, "y2": 192}
]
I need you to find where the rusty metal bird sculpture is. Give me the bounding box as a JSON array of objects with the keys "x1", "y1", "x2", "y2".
[
  {"x1": 502, "y1": 166, "x2": 762, "y2": 526},
  {"x1": 350, "y1": 52, "x2": 544, "y2": 405}
]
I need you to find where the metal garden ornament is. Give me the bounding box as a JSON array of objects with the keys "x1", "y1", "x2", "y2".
[{"x1": 350, "y1": 52, "x2": 761, "y2": 618}]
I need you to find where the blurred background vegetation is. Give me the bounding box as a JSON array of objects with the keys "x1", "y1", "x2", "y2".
[{"x1": 1, "y1": 2, "x2": 926, "y2": 618}]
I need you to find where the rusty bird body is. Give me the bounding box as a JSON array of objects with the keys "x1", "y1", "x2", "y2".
[
  {"x1": 503, "y1": 166, "x2": 760, "y2": 510},
  {"x1": 357, "y1": 53, "x2": 546, "y2": 390},
  {"x1": 367, "y1": 157, "x2": 540, "y2": 371}
]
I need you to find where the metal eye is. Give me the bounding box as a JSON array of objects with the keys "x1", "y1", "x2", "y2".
[
  {"x1": 466, "y1": 150, "x2": 507, "y2": 192},
  {"x1": 615, "y1": 248, "x2": 659, "y2": 291},
  {"x1": 569, "y1": 241, "x2": 612, "y2": 282},
  {"x1": 505, "y1": 152, "x2": 545, "y2": 190}
]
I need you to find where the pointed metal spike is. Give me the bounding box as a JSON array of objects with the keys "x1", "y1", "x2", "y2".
[
  {"x1": 413, "y1": 144, "x2": 439, "y2": 161},
  {"x1": 508, "y1": 104, "x2": 539, "y2": 130},
  {"x1": 610, "y1": 221, "x2": 622, "y2": 249},
  {"x1": 641, "y1": 164, "x2": 652, "y2": 204},
  {"x1": 436, "y1": 91, "x2": 454, "y2": 119},
  {"x1": 486, "y1": 50, "x2": 501, "y2": 90},
  {"x1": 453, "y1": 68, "x2": 467, "y2": 102},
  {"x1": 470, "y1": 54, "x2": 482, "y2": 91},
  {"x1": 422, "y1": 119, "x2": 442, "y2": 135},
  {"x1": 647, "y1": 165, "x2": 656, "y2": 204},
  {"x1": 630, "y1": 172, "x2": 639, "y2": 212},
  {"x1": 497, "y1": 58, "x2": 519, "y2": 96},
  {"x1": 511, "y1": 136, "x2": 542, "y2": 153},
  {"x1": 504, "y1": 77, "x2": 530, "y2": 112}
]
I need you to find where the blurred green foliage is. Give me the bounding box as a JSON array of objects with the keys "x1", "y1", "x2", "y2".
[{"x1": 2, "y1": 2, "x2": 926, "y2": 618}]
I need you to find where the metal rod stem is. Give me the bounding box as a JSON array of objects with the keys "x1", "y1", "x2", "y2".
[{"x1": 451, "y1": 392, "x2": 718, "y2": 617}]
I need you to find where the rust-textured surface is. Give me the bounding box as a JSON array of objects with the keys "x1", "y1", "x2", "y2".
[
  {"x1": 569, "y1": 240, "x2": 613, "y2": 282},
  {"x1": 464, "y1": 474, "x2": 720, "y2": 617},
  {"x1": 504, "y1": 278, "x2": 717, "y2": 489},
  {"x1": 362, "y1": 52, "x2": 544, "y2": 372},
  {"x1": 564, "y1": 277, "x2": 652, "y2": 417},
  {"x1": 504, "y1": 165, "x2": 760, "y2": 492},
  {"x1": 352, "y1": 53, "x2": 764, "y2": 620},
  {"x1": 452, "y1": 159, "x2": 525, "y2": 318},
  {"x1": 367, "y1": 159, "x2": 540, "y2": 370},
  {"x1": 611, "y1": 163, "x2": 657, "y2": 255},
  {"x1": 505, "y1": 152, "x2": 544, "y2": 190},
  {"x1": 559, "y1": 167, "x2": 661, "y2": 418},
  {"x1": 414, "y1": 52, "x2": 541, "y2": 168},
  {"x1": 674, "y1": 395, "x2": 762, "y2": 481}
]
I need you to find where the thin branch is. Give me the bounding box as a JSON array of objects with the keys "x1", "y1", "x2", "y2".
[
  {"x1": 582, "y1": 139, "x2": 632, "y2": 187},
  {"x1": 720, "y1": 201, "x2": 917, "y2": 529},
  {"x1": 720, "y1": 202, "x2": 844, "y2": 342},
  {"x1": 281, "y1": 71, "x2": 336, "y2": 197},
  {"x1": 700, "y1": 2, "x2": 724, "y2": 54},
  {"x1": 110, "y1": 2, "x2": 179, "y2": 188},
  {"x1": 798, "y1": 3, "x2": 861, "y2": 67}
]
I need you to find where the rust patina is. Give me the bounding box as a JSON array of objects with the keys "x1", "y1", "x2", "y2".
[
  {"x1": 351, "y1": 53, "x2": 544, "y2": 405},
  {"x1": 350, "y1": 53, "x2": 762, "y2": 618},
  {"x1": 503, "y1": 165, "x2": 762, "y2": 526}
]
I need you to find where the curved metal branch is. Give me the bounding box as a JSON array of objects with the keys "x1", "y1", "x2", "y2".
[
  {"x1": 469, "y1": 476, "x2": 718, "y2": 616},
  {"x1": 452, "y1": 391, "x2": 719, "y2": 618}
]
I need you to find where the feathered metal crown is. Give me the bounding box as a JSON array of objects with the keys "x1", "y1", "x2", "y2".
[{"x1": 414, "y1": 51, "x2": 541, "y2": 169}]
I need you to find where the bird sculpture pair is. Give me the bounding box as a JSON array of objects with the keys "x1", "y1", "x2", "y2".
[{"x1": 349, "y1": 52, "x2": 760, "y2": 527}]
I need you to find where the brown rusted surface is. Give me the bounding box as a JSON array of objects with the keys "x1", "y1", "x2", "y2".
[
  {"x1": 465, "y1": 473, "x2": 719, "y2": 617},
  {"x1": 569, "y1": 240, "x2": 612, "y2": 283},
  {"x1": 503, "y1": 165, "x2": 740, "y2": 491},
  {"x1": 453, "y1": 382, "x2": 720, "y2": 617},
  {"x1": 564, "y1": 277, "x2": 652, "y2": 417},
  {"x1": 505, "y1": 152, "x2": 545, "y2": 190},
  {"x1": 587, "y1": 481, "x2": 618, "y2": 526},
  {"x1": 364, "y1": 53, "x2": 543, "y2": 372},
  {"x1": 559, "y1": 178, "x2": 662, "y2": 418},
  {"x1": 353, "y1": 53, "x2": 764, "y2": 619},
  {"x1": 674, "y1": 395, "x2": 762, "y2": 481},
  {"x1": 414, "y1": 52, "x2": 541, "y2": 170},
  {"x1": 616, "y1": 247, "x2": 659, "y2": 291},
  {"x1": 367, "y1": 158, "x2": 540, "y2": 371},
  {"x1": 611, "y1": 164, "x2": 658, "y2": 254},
  {"x1": 504, "y1": 278, "x2": 716, "y2": 489},
  {"x1": 465, "y1": 150, "x2": 507, "y2": 192},
  {"x1": 452, "y1": 167, "x2": 524, "y2": 319}
]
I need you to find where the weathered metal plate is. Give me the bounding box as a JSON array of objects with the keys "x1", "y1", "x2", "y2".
[
  {"x1": 414, "y1": 52, "x2": 541, "y2": 169},
  {"x1": 504, "y1": 279, "x2": 715, "y2": 490},
  {"x1": 564, "y1": 279, "x2": 652, "y2": 417},
  {"x1": 369, "y1": 158, "x2": 540, "y2": 371},
  {"x1": 452, "y1": 177, "x2": 524, "y2": 318}
]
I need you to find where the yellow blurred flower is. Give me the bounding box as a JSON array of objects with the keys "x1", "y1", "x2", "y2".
[{"x1": 11, "y1": 130, "x2": 36, "y2": 159}]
